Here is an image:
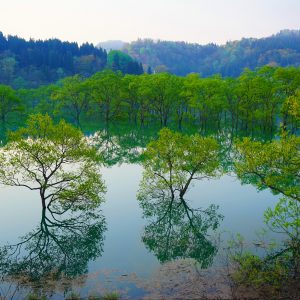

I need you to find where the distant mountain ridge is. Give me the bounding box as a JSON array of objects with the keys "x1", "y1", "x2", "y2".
[
  {"x1": 1, "y1": 30, "x2": 299, "y2": 89},
  {"x1": 120, "y1": 29, "x2": 300, "y2": 76},
  {"x1": 97, "y1": 40, "x2": 125, "y2": 52}
]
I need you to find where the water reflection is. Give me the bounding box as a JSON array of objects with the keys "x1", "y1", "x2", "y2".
[
  {"x1": 0, "y1": 207, "x2": 106, "y2": 295},
  {"x1": 136, "y1": 128, "x2": 224, "y2": 267},
  {"x1": 139, "y1": 194, "x2": 222, "y2": 268},
  {"x1": 90, "y1": 124, "x2": 158, "y2": 166}
]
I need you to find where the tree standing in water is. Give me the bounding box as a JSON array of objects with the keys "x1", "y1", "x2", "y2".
[
  {"x1": 139, "y1": 128, "x2": 220, "y2": 200},
  {"x1": 0, "y1": 114, "x2": 106, "y2": 211}
]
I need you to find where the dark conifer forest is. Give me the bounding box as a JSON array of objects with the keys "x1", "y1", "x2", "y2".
[{"x1": 0, "y1": 32, "x2": 143, "y2": 88}]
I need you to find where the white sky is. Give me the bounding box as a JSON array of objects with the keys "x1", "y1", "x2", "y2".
[{"x1": 0, "y1": 0, "x2": 299, "y2": 45}]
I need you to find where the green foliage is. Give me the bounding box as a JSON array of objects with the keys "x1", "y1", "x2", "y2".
[
  {"x1": 107, "y1": 50, "x2": 143, "y2": 75},
  {"x1": 0, "y1": 114, "x2": 106, "y2": 210},
  {"x1": 0, "y1": 66, "x2": 294, "y2": 136},
  {"x1": 0, "y1": 32, "x2": 108, "y2": 88},
  {"x1": 87, "y1": 292, "x2": 121, "y2": 300},
  {"x1": 0, "y1": 84, "x2": 23, "y2": 126},
  {"x1": 264, "y1": 198, "x2": 300, "y2": 239},
  {"x1": 26, "y1": 294, "x2": 47, "y2": 300},
  {"x1": 88, "y1": 70, "x2": 123, "y2": 123},
  {"x1": 235, "y1": 134, "x2": 300, "y2": 201},
  {"x1": 52, "y1": 75, "x2": 90, "y2": 126},
  {"x1": 139, "y1": 128, "x2": 220, "y2": 199},
  {"x1": 0, "y1": 208, "x2": 106, "y2": 287},
  {"x1": 137, "y1": 128, "x2": 223, "y2": 266},
  {"x1": 101, "y1": 292, "x2": 120, "y2": 300},
  {"x1": 139, "y1": 195, "x2": 222, "y2": 266},
  {"x1": 124, "y1": 30, "x2": 300, "y2": 77},
  {"x1": 232, "y1": 252, "x2": 290, "y2": 293},
  {"x1": 65, "y1": 291, "x2": 80, "y2": 300},
  {"x1": 282, "y1": 90, "x2": 300, "y2": 130},
  {"x1": 228, "y1": 191, "x2": 300, "y2": 298}
]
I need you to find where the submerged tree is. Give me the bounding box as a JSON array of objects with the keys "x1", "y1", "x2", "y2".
[
  {"x1": 138, "y1": 128, "x2": 222, "y2": 266},
  {"x1": 281, "y1": 90, "x2": 300, "y2": 132},
  {"x1": 52, "y1": 75, "x2": 90, "y2": 127},
  {"x1": 228, "y1": 197, "x2": 300, "y2": 298},
  {"x1": 229, "y1": 133, "x2": 300, "y2": 298},
  {"x1": 0, "y1": 84, "x2": 22, "y2": 127},
  {"x1": 89, "y1": 70, "x2": 122, "y2": 124},
  {"x1": 234, "y1": 134, "x2": 300, "y2": 202},
  {"x1": 140, "y1": 128, "x2": 220, "y2": 199},
  {"x1": 0, "y1": 114, "x2": 106, "y2": 210}
]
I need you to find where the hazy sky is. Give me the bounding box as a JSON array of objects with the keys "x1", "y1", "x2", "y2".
[{"x1": 1, "y1": 0, "x2": 299, "y2": 45}]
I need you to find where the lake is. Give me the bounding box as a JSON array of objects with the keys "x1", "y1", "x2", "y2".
[{"x1": 0, "y1": 128, "x2": 281, "y2": 299}]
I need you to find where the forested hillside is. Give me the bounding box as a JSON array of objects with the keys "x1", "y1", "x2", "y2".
[
  {"x1": 0, "y1": 33, "x2": 142, "y2": 88},
  {"x1": 122, "y1": 30, "x2": 300, "y2": 76}
]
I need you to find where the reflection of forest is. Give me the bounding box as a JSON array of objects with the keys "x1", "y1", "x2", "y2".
[
  {"x1": 91, "y1": 125, "x2": 158, "y2": 166},
  {"x1": 0, "y1": 123, "x2": 298, "y2": 298},
  {"x1": 90, "y1": 123, "x2": 266, "y2": 169},
  {"x1": 0, "y1": 208, "x2": 106, "y2": 296},
  {"x1": 140, "y1": 195, "x2": 222, "y2": 267}
]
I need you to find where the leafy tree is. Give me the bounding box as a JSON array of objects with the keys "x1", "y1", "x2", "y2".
[
  {"x1": 281, "y1": 90, "x2": 300, "y2": 132},
  {"x1": 274, "y1": 67, "x2": 300, "y2": 130},
  {"x1": 147, "y1": 66, "x2": 153, "y2": 74},
  {"x1": 0, "y1": 57, "x2": 17, "y2": 84},
  {"x1": 0, "y1": 84, "x2": 22, "y2": 126},
  {"x1": 138, "y1": 128, "x2": 222, "y2": 266},
  {"x1": 0, "y1": 114, "x2": 106, "y2": 210},
  {"x1": 145, "y1": 73, "x2": 179, "y2": 126},
  {"x1": 234, "y1": 134, "x2": 300, "y2": 202},
  {"x1": 52, "y1": 75, "x2": 90, "y2": 127},
  {"x1": 235, "y1": 69, "x2": 260, "y2": 133},
  {"x1": 107, "y1": 50, "x2": 143, "y2": 75},
  {"x1": 121, "y1": 74, "x2": 140, "y2": 123},
  {"x1": 134, "y1": 74, "x2": 153, "y2": 125},
  {"x1": 140, "y1": 128, "x2": 220, "y2": 199},
  {"x1": 228, "y1": 197, "x2": 300, "y2": 298},
  {"x1": 0, "y1": 66, "x2": 297, "y2": 135},
  {"x1": 89, "y1": 70, "x2": 122, "y2": 124},
  {"x1": 165, "y1": 75, "x2": 186, "y2": 129}
]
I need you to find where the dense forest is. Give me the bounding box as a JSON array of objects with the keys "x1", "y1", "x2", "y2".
[
  {"x1": 0, "y1": 44, "x2": 299, "y2": 300},
  {"x1": 123, "y1": 30, "x2": 300, "y2": 76},
  {"x1": 2, "y1": 30, "x2": 300, "y2": 90},
  {"x1": 0, "y1": 66, "x2": 299, "y2": 139},
  {"x1": 0, "y1": 32, "x2": 143, "y2": 88}
]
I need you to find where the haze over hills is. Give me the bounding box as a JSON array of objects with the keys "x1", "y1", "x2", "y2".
[
  {"x1": 119, "y1": 29, "x2": 300, "y2": 76},
  {"x1": 95, "y1": 30, "x2": 300, "y2": 77},
  {"x1": 97, "y1": 40, "x2": 125, "y2": 52},
  {"x1": 1, "y1": 29, "x2": 300, "y2": 89}
]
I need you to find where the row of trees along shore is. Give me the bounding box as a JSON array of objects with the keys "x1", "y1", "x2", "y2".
[{"x1": 0, "y1": 65, "x2": 299, "y2": 135}]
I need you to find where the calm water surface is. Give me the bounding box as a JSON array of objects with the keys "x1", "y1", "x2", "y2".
[{"x1": 0, "y1": 159, "x2": 280, "y2": 298}]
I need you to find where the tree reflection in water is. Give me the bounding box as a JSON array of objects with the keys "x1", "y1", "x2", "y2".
[
  {"x1": 139, "y1": 194, "x2": 222, "y2": 268},
  {"x1": 0, "y1": 207, "x2": 106, "y2": 296},
  {"x1": 137, "y1": 128, "x2": 223, "y2": 267}
]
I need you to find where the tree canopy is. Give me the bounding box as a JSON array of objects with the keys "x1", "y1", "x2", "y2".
[
  {"x1": 0, "y1": 114, "x2": 106, "y2": 210},
  {"x1": 139, "y1": 128, "x2": 220, "y2": 200},
  {"x1": 234, "y1": 134, "x2": 300, "y2": 202}
]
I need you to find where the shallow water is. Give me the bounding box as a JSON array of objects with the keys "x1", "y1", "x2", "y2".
[{"x1": 0, "y1": 160, "x2": 280, "y2": 299}]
